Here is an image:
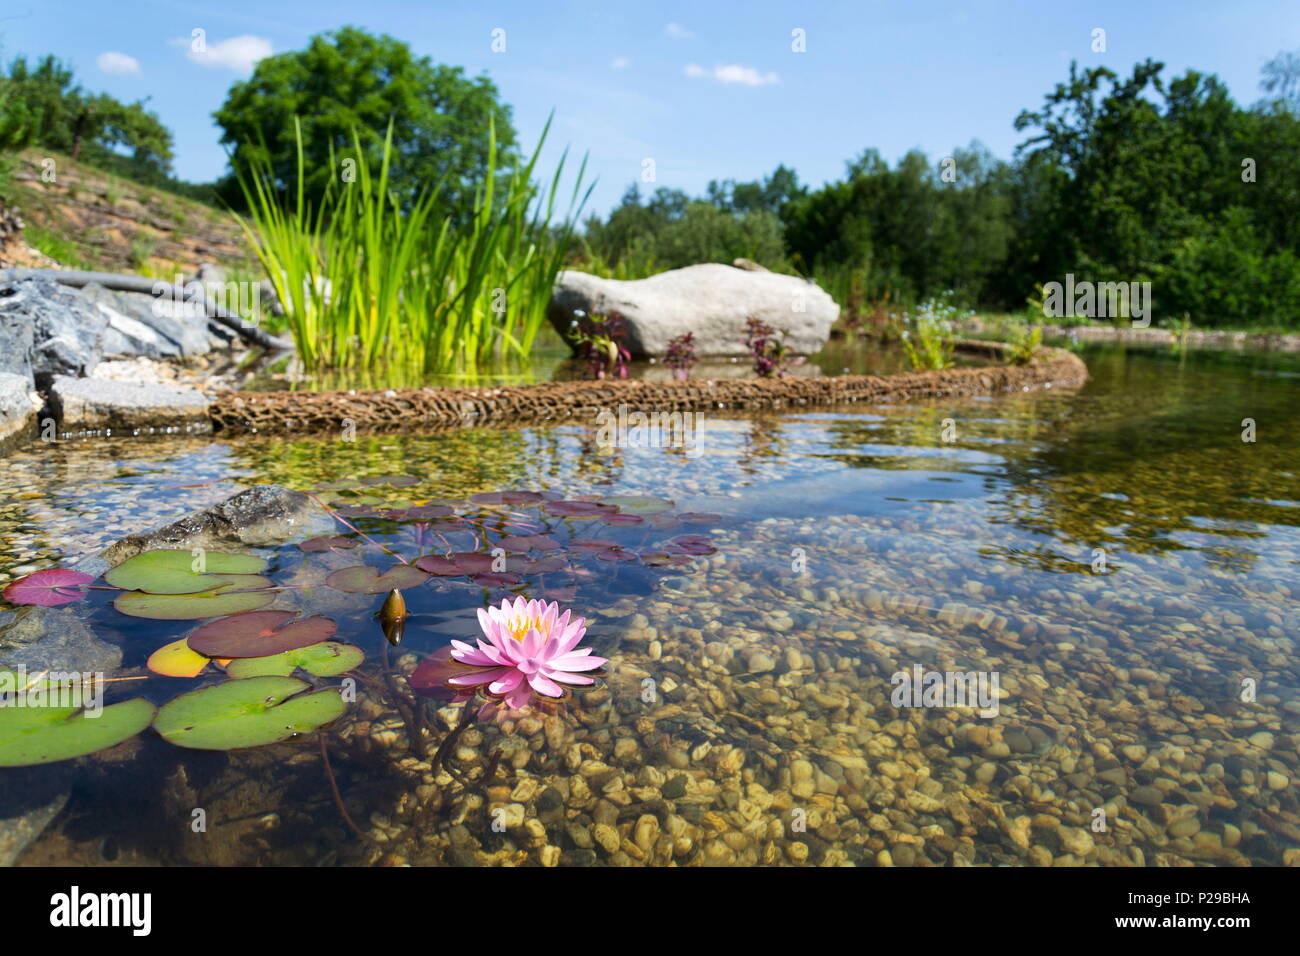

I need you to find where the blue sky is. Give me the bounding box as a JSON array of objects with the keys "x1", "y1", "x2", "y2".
[{"x1": 2, "y1": 0, "x2": 1297, "y2": 214}]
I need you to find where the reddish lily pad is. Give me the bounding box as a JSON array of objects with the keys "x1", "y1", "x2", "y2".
[
  {"x1": 569, "y1": 538, "x2": 620, "y2": 552},
  {"x1": 496, "y1": 534, "x2": 560, "y2": 552},
  {"x1": 324, "y1": 564, "x2": 430, "y2": 593},
  {"x1": 410, "y1": 646, "x2": 462, "y2": 700},
  {"x1": 471, "y1": 491, "x2": 544, "y2": 505},
  {"x1": 597, "y1": 548, "x2": 639, "y2": 562},
  {"x1": 544, "y1": 500, "x2": 614, "y2": 518},
  {"x1": 187, "y1": 610, "x2": 338, "y2": 658},
  {"x1": 601, "y1": 513, "x2": 645, "y2": 526},
  {"x1": 2, "y1": 569, "x2": 95, "y2": 607},
  {"x1": 396, "y1": 504, "x2": 456, "y2": 520},
  {"x1": 665, "y1": 534, "x2": 717, "y2": 556},
  {"x1": 298, "y1": 536, "x2": 358, "y2": 553},
  {"x1": 413, "y1": 555, "x2": 463, "y2": 576},
  {"x1": 470, "y1": 572, "x2": 523, "y2": 587},
  {"x1": 520, "y1": 556, "x2": 568, "y2": 573}
]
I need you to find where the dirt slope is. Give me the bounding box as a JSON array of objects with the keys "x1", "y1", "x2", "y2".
[{"x1": 1, "y1": 150, "x2": 254, "y2": 277}]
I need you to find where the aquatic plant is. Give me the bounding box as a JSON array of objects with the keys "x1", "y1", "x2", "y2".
[
  {"x1": 0, "y1": 481, "x2": 721, "y2": 849},
  {"x1": 743, "y1": 317, "x2": 790, "y2": 378},
  {"x1": 904, "y1": 316, "x2": 956, "y2": 371},
  {"x1": 1006, "y1": 321, "x2": 1043, "y2": 365},
  {"x1": 235, "y1": 116, "x2": 592, "y2": 375},
  {"x1": 1170, "y1": 312, "x2": 1193, "y2": 352},
  {"x1": 444, "y1": 597, "x2": 606, "y2": 711},
  {"x1": 663, "y1": 332, "x2": 697, "y2": 380},
  {"x1": 570, "y1": 310, "x2": 631, "y2": 379}
]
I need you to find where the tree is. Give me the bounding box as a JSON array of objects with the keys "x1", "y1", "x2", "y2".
[
  {"x1": 706, "y1": 164, "x2": 806, "y2": 216},
  {"x1": 214, "y1": 26, "x2": 518, "y2": 213},
  {"x1": 1259, "y1": 49, "x2": 1300, "y2": 113},
  {"x1": 1, "y1": 54, "x2": 172, "y2": 180}
]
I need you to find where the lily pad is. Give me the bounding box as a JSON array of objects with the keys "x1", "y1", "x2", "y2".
[
  {"x1": 0, "y1": 696, "x2": 156, "y2": 767},
  {"x1": 187, "y1": 610, "x2": 337, "y2": 658},
  {"x1": 412, "y1": 554, "x2": 462, "y2": 576},
  {"x1": 665, "y1": 534, "x2": 717, "y2": 556},
  {"x1": 153, "y1": 677, "x2": 346, "y2": 750},
  {"x1": 471, "y1": 490, "x2": 544, "y2": 505},
  {"x1": 597, "y1": 548, "x2": 639, "y2": 562},
  {"x1": 2, "y1": 569, "x2": 95, "y2": 607},
  {"x1": 115, "y1": 584, "x2": 276, "y2": 620},
  {"x1": 298, "y1": 536, "x2": 358, "y2": 553},
  {"x1": 226, "y1": 642, "x2": 365, "y2": 678},
  {"x1": 324, "y1": 564, "x2": 430, "y2": 593},
  {"x1": 598, "y1": 495, "x2": 674, "y2": 515},
  {"x1": 470, "y1": 572, "x2": 523, "y2": 587},
  {"x1": 520, "y1": 555, "x2": 568, "y2": 573},
  {"x1": 148, "y1": 638, "x2": 216, "y2": 678},
  {"x1": 569, "y1": 538, "x2": 621, "y2": 552},
  {"x1": 496, "y1": 534, "x2": 560, "y2": 552},
  {"x1": 105, "y1": 549, "x2": 269, "y2": 595},
  {"x1": 544, "y1": 500, "x2": 614, "y2": 518},
  {"x1": 601, "y1": 513, "x2": 645, "y2": 526}
]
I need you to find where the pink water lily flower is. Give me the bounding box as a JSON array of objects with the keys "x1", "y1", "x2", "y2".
[{"x1": 448, "y1": 597, "x2": 607, "y2": 710}]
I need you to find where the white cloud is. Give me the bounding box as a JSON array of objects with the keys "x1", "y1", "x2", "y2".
[
  {"x1": 174, "y1": 34, "x2": 272, "y2": 73},
  {"x1": 611, "y1": 56, "x2": 630, "y2": 70},
  {"x1": 96, "y1": 52, "x2": 140, "y2": 76},
  {"x1": 665, "y1": 22, "x2": 695, "y2": 40},
  {"x1": 684, "y1": 63, "x2": 780, "y2": 86}
]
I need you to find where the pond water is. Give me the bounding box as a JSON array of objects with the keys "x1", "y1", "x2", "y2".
[
  {"x1": 235, "y1": 333, "x2": 989, "y2": 391},
  {"x1": 1, "y1": 341, "x2": 1297, "y2": 867}
]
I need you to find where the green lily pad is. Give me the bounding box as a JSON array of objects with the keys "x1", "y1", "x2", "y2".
[
  {"x1": 153, "y1": 677, "x2": 347, "y2": 750},
  {"x1": 226, "y1": 642, "x2": 365, "y2": 678},
  {"x1": 324, "y1": 564, "x2": 429, "y2": 594},
  {"x1": 114, "y1": 583, "x2": 276, "y2": 620},
  {"x1": 105, "y1": 549, "x2": 269, "y2": 595},
  {"x1": 598, "y1": 495, "x2": 675, "y2": 515},
  {"x1": 0, "y1": 695, "x2": 156, "y2": 767}
]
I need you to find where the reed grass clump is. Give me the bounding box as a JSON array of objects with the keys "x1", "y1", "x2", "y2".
[{"x1": 235, "y1": 116, "x2": 590, "y2": 375}]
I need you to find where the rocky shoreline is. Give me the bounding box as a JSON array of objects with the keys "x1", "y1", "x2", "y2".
[{"x1": 961, "y1": 316, "x2": 1300, "y2": 352}]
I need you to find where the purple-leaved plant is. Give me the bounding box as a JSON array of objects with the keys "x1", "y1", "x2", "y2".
[
  {"x1": 570, "y1": 310, "x2": 631, "y2": 380},
  {"x1": 664, "y1": 332, "x2": 696, "y2": 380},
  {"x1": 743, "y1": 317, "x2": 790, "y2": 378}
]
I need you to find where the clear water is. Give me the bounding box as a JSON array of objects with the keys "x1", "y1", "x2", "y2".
[{"x1": 1, "y1": 342, "x2": 1297, "y2": 866}]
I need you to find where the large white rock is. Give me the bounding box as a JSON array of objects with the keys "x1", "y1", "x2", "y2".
[{"x1": 548, "y1": 263, "x2": 839, "y2": 358}]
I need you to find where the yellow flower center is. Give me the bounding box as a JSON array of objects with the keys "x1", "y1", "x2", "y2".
[{"x1": 506, "y1": 613, "x2": 550, "y2": 642}]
